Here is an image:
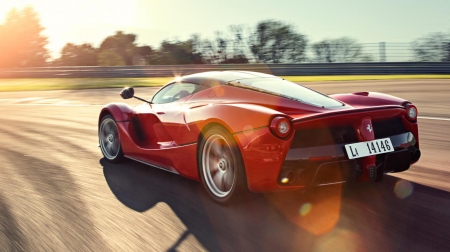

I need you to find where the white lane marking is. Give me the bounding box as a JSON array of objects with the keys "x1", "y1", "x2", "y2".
[
  {"x1": 13, "y1": 97, "x2": 43, "y2": 102},
  {"x1": 0, "y1": 97, "x2": 44, "y2": 103},
  {"x1": 31, "y1": 98, "x2": 61, "y2": 103},
  {"x1": 0, "y1": 97, "x2": 103, "y2": 106},
  {"x1": 418, "y1": 116, "x2": 450, "y2": 121}
]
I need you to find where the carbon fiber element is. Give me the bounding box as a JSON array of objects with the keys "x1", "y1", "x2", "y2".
[
  {"x1": 373, "y1": 117, "x2": 407, "y2": 139},
  {"x1": 291, "y1": 126, "x2": 357, "y2": 148}
]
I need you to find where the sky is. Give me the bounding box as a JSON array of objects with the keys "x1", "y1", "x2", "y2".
[{"x1": 1, "y1": 0, "x2": 449, "y2": 59}]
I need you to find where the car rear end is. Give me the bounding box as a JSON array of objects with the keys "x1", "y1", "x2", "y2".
[
  {"x1": 236, "y1": 104, "x2": 420, "y2": 193},
  {"x1": 278, "y1": 104, "x2": 420, "y2": 189},
  {"x1": 224, "y1": 76, "x2": 420, "y2": 193}
]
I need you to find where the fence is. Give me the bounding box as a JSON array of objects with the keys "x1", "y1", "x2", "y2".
[
  {"x1": 359, "y1": 42, "x2": 413, "y2": 62},
  {"x1": 198, "y1": 42, "x2": 417, "y2": 63},
  {"x1": 0, "y1": 62, "x2": 449, "y2": 78}
]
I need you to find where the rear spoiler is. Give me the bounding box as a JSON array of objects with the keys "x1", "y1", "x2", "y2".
[{"x1": 291, "y1": 105, "x2": 404, "y2": 123}]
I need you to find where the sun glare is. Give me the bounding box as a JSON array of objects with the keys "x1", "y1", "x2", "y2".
[{"x1": 0, "y1": 0, "x2": 139, "y2": 59}]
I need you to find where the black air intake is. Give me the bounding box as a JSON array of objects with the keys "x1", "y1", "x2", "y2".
[
  {"x1": 291, "y1": 126, "x2": 357, "y2": 148},
  {"x1": 373, "y1": 117, "x2": 407, "y2": 139}
]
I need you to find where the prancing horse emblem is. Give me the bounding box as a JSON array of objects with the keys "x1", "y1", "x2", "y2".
[{"x1": 367, "y1": 124, "x2": 372, "y2": 133}]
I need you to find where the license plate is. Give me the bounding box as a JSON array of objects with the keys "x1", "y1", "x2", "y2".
[{"x1": 345, "y1": 138, "x2": 394, "y2": 159}]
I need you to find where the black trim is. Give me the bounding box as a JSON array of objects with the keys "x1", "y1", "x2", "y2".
[
  {"x1": 178, "y1": 142, "x2": 197, "y2": 147},
  {"x1": 291, "y1": 125, "x2": 357, "y2": 148},
  {"x1": 383, "y1": 149, "x2": 411, "y2": 173},
  {"x1": 125, "y1": 155, "x2": 178, "y2": 174},
  {"x1": 131, "y1": 116, "x2": 145, "y2": 141},
  {"x1": 281, "y1": 132, "x2": 419, "y2": 188},
  {"x1": 285, "y1": 132, "x2": 416, "y2": 162},
  {"x1": 373, "y1": 117, "x2": 407, "y2": 139}
]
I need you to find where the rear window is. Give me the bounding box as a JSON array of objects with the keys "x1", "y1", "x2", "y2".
[{"x1": 230, "y1": 78, "x2": 343, "y2": 108}]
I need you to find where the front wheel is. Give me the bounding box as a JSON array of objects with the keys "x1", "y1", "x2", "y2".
[
  {"x1": 198, "y1": 126, "x2": 248, "y2": 204},
  {"x1": 99, "y1": 114, "x2": 124, "y2": 163}
]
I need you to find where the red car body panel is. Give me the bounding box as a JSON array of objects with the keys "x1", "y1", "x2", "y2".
[
  {"x1": 331, "y1": 92, "x2": 408, "y2": 108},
  {"x1": 99, "y1": 103, "x2": 133, "y2": 123},
  {"x1": 234, "y1": 127, "x2": 295, "y2": 192},
  {"x1": 99, "y1": 71, "x2": 420, "y2": 193},
  {"x1": 234, "y1": 105, "x2": 418, "y2": 192}
]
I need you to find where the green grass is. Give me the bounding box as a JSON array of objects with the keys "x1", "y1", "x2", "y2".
[
  {"x1": 0, "y1": 77, "x2": 174, "y2": 92},
  {"x1": 282, "y1": 75, "x2": 450, "y2": 82},
  {"x1": 1, "y1": 75, "x2": 450, "y2": 92}
]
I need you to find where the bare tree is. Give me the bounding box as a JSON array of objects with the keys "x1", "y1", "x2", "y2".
[
  {"x1": 201, "y1": 32, "x2": 230, "y2": 63},
  {"x1": 149, "y1": 38, "x2": 203, "y2": 65},
  {"x1": 228, "y1": 25, "x2": 252, "y2": 61},
  {"x1": 193, "y1": 29, "x2": 249, "y2": 64},
  {"x1": 312, "y1": 37, "x2": 373, "y2": 63},
  {"x1": 248, "y1": 20, "x2": 308, "y2": 63},
  {"x1": 411, "y1": 32, "x2": 450, "y2": 62}
]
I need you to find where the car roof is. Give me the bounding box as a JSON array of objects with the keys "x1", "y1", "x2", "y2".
[{"x1": 180, "y1": 71, "x2": 279, "y2": 86}]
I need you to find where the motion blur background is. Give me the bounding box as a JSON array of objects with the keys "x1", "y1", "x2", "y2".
[
  {"x1": 1, "y1": 0, "x2": 450, "y2": 69},
  {"x1": 1, "y1": 1, "x2": 450, "y2": 251}
]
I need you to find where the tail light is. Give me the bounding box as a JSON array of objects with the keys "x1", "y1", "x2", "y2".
[
  {"x1": 270, "y1": 116, "x2": 292, "y2": 139},
  {"x1": 405, "y1": 104, "x2": 418, "y2": 122}
]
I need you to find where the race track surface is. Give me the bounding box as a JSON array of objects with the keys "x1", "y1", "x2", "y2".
[{"x1": 0, "y1": 79, "x2": 449, "y2": 251}]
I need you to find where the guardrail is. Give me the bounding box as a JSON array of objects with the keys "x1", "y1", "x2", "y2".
[{"x1": 1, "y1": 62, "x2": 449, "y2": 78}]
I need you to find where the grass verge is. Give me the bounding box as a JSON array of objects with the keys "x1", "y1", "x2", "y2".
[
  {"x1": 1, "y1": 75, "x2": 450, "y2": 92},
  {"x1": 282, "y1": 75, "x2": 450, "y2": 82},
  {"x1": 0, "y1": 78, "x2": 174, "y2": 92}
]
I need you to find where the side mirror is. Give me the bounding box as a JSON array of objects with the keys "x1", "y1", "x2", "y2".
[{"x1": 120, "y1": 87, "x2": 134, "y2": 99}]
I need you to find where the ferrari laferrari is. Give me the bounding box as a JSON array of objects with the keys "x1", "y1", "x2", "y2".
[{"x1": 98, "y1": 71, "x2": 420, "y2": 203}]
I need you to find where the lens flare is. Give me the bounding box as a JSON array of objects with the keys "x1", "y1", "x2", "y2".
[
  {"x1": 265, "y1": 185, "x2": 342, "y2": 235},
  {"x1": 299, "y1": 203, "x2": 312, "y2": 216},
  {"x1": 174, "y1": 76, "x2": 182, "y2": 82},
  {"x1": 394, "y1": 180, "x2": 413, "y2": 199},
  {"x1": 313, "y1": 229, "x2": 365, "y2": 252},
  {"x1": 243, "y1": 125, "x2": 254, "y2": 136}
]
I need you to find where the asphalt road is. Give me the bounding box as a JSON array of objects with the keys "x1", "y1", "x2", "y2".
[{"x1": 0, "y1": 79, "x2": 449, "y2": 251}]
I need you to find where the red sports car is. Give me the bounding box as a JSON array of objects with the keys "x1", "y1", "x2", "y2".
[{"x1": 98, "y1": 71, "x2": 420, "y2": 204}]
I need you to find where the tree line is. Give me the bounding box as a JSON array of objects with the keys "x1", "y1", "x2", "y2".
[{"x1": 1, "y1": 6, "x2": 449, "y2": 68}]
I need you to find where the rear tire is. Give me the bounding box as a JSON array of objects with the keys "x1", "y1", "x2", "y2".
[
  {"x1": 198, "y1": 126, "x2": 248, "y2": 204},
  {"x1": 99, "y1": 114, "x2": 124, "y2": 163}
]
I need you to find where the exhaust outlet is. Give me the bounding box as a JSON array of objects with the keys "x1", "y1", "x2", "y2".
[
  {"x1": 279, "y1": 169, "x2": 296, "y2": 185},
  {"x1": 296, "y1": 169, "x2": 308, "y2": 184}
]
